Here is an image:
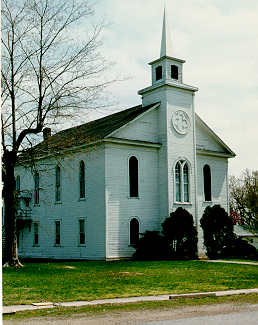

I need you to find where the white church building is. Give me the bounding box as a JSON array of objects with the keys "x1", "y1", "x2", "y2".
[{"x1": 15, "y1": 10, "x2": 235, "y2": 260}]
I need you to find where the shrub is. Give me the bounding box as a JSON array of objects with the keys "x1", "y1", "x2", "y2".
[
  {"x1": 132, "y1": 231, "x2": 170, "y2": 261},
  {"x1": 231, "y1": 238, "x2": 258, "y2": 260},
  {"x1": 162, "y1": 207, "x2": 198, "y2": 260},
  {"x1": 200, "y1": 205, "x2": 235, "y2": 259}
]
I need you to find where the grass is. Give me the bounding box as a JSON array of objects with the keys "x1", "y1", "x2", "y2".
[
  {"x1": 3, "y1": 293, "x2": 258, "y2": 322},
  {"x1": 2, "y1": 260, "x2": 258, "y2": 306}
]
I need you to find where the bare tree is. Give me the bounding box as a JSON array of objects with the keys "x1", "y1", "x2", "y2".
[
  {"x1": 1, "y1": 0, "x2": 118, "y2": 266},
  {"x1": 229, "y1": 170, "x2": 258, "y2": 231}
]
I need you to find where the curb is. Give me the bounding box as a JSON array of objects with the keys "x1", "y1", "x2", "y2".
[{"x1": 3, "y1": 288, "x2": 258, "y2": 315}]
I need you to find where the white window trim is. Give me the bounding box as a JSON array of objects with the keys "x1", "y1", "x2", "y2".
[
  {"x1": 33, "y1": 222, "x2": 39, "y2": 247},
  {"x1": 54, "y1": 220, "x2": 62, "y2": 246},
  {"x1": 55, "y1": 166, "x2": 62, "y2": 204},
  {"x1": 78, "y1": 218, "x2": 86, "y2": 246},
  {"x1": 128, "y1": 155, "x2": 140, "y2": 199},
  {"x1": 203, "y1": 163, "x2": 213, "y2": 202},
  {"x1": 174, "y1": 158, "x2": 191, "y2": 204},
  {"x1": 78, "y1": 160, "x2": 86, "y2": 201},
  {"x1": 34, "y1": 171, "x2": 40, "y2": 206},
  {"x1": 128, "y1": 216, "x2": 140, "y2": 246}
]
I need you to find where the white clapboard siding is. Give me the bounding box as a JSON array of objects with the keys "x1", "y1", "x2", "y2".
[
  {"x1": 16, "y1": 146, "x2": 106, "y2": 260},
  {"x1": 195, "y1": 153, "x2": 229, "y2": 256},
  {"x1": 112, "y1": 108, "x2": 159, "y2": 143},
  {"x1": 105, "y1": 143, "x2": 159, "y2": 259}
]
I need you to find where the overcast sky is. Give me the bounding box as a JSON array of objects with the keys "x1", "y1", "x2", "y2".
[{"x1": 88, "y1": 0, "x2": 258, "y2": 177}]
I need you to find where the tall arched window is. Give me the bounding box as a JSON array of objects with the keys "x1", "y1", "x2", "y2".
[
  {"x1": 203, "y1": 164, "x2": 212, "y2": 201},
  {"x1": 175, "y1": 162, "x2": 181, "y2": 202},
  {"x1": 130, "y1": 218, "x2": 139, "y2": 245},
  {"x1": 183, "y1": 164, "x2": 189, "y2": 202},
  {"x1": 175, "y1": 160, "x2": 190, "y2": 203},
  {"x1": 55, "y1": 166, "x2": 61, "y2": 202},
  {"x1": 34, "y1": 172, "x2": 39, "y2": 205},
  {"x1": 129, "y1": 156, "x2": 139, "y2": 198},
  {"x1": 79, "y1": 161, "x2": 85, "y2": 199}
]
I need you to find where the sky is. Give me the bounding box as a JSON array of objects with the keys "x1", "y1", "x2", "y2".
[{"x1": 86, "y1": 0, "x2": 258, "y2": 177}]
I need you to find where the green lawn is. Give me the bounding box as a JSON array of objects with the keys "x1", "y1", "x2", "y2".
[{"x1": 2, "y1": 260, "x2": 258, "y2": 306}]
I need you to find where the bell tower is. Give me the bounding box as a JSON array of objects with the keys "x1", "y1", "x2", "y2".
[{"x1": 138, "y1": 7, "x2": 198, "y2": 226}]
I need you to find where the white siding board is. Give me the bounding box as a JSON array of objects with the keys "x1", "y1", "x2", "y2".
[
  {"x1": 112, "y1": 108, "x2": 159, "y2": 143},
  {"x1": 16, "y1": 146, "x2": 106, "y2": 260},
  {"x1": 105, "y1": 143, "x2": 159, "y2": 258},
  {"x1": 196, "y1": 124, "x2": 224, "y2": 153}
]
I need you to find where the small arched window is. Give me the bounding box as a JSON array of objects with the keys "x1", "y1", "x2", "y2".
[
  {"x1": 203, "y1": 164, "x2": 212, "y2": 201},
  {"x1": 34, "y1": 172, "x2": 39, "y2": 205},
  {"x1": 155, "y1": 65, "x2": 162, "y2": 81},
  {"x1": 55, "y1": 166, "x2": 61, "y2": 202},
  {"x1": 16, "y1": 175, "x2": 20, "y2": 193},
  {"x1": 79, "y1": 161, "x2": 85, "y2": 199},
  {"x1": 129, "y1": 156, "x2": 139, "y2": 198},
  {"x1": 171, "y1": 65, "x2": 178, "y2": 79},
  {"x1": 175, "y1": 160, "x2": 190, "y2": 203},
  {"x1": 130, "y1": 218, "x2": 139, "y2": 245}
]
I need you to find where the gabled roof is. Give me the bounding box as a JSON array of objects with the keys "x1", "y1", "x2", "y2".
[
  {"x1": 20, "y1": 103, "x2": 159, "y2": 159},
  {"x1": 195, "y1": 114, "x2": 236, "y2": 158}
]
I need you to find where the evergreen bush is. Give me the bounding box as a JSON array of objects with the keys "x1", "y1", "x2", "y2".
[
  {"x1": 132, "y1": 230, "x2": 169, "y2": 261},
  {"x1": 133, "y1": 208, "x2": 198, "y2": 261},
  {"x1": 200, "y1": 205, "x2": 235, "y2": 259},
  {"x1": 162, "y1": 207, "x2": 198, "y2": 260}
]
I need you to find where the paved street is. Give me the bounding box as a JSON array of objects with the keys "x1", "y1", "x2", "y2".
[
  {"x1": 141, "y1": 310, "x2": 258, "y2": 325},
  {"x1": 3, "y1": 301, "x2": 258, "y2": 324}
]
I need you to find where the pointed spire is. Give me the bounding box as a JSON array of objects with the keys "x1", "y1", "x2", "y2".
[{"x1": 160, "y1": 6, "x2": 174, "y2": 58}]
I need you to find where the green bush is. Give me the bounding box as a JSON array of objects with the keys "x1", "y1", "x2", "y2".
[
  {"x1": 133, "y1": 208, "x2": 198, "y2": 261},
  {"x1": 132, "y1": 231, "x2": 170, "y2": 261},
  {"x1": 232, "y1": 237, "x2": 258, "y2": 260},
  {"x1": 200, "y1": 205, "x2": 235, "y2": 259},
  {"x1": 162, "y1": 207, "x2": 198, "y2": 260}
]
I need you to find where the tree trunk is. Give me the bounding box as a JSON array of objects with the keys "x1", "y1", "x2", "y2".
[{"x1": 2, "y1": 151, "x2": 23, "y2": 267}]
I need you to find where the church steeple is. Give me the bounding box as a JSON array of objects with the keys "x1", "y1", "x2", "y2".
[
  {"x1": 160, "y1": 6, "x2": 173, "y2": 58},
  {"x1": 138, "y1": 8, "x2": 198, "y2": 97}
]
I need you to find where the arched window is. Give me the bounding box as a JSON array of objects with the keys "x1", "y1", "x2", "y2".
[
  {"x1": 129, "y1": 156, "x2": 139, "y2": 198},
  {"x1": 171, "y1": 65, "x2": 178, "y2": 79},
  {"x1": 130, "y1": 218, "x2": 139, "y2": 245},
  {"x1": 175, "y1": 162, "x2": 181, "y2": 202},
  {"x1": 79, "y1": 161, "x2": 85, "y2": 199},
  {"x1": 16, "y1": 175, "x2": 20, "y2": 193},
  {"x1": 34, "y1": 172, "x2": 39, "y2": 205},
  {"x1": 55, "y1": 166, "x2": 61, "y2": 202},
  {"x1": 155, "y1": 65, "x2": 162, "y2": 81},
  {"x1": 183, "y1": 164, "x2": 189, "y2": 202},
  {"x1": 203, "y1": 164, "x2": 212, "y2": 201},
  {"x1": 174, "y1": 160, "x2": 190, "y2": 203}
]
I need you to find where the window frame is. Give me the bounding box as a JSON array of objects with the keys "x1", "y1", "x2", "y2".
[
  {"x1": 129, "y1": 217, "x2": 140, "y2": 246},
  {"x1": 16, "y1": 175, "x2": 20, "y2": 194},
  {"x1": 174, "y1": 159, "x2": 191, "y2": 204},
  {"x1": 55, "y1": 166, "x2": 61, "y2": 203},
  {"x1": 33, "y1": 222, "x2": 39, "y2": 246},
  {"x1": 155, "y1": 65, "x2": 162, "y2": 81},
  {"x1": 34, "y1": 171, "x2": 40, "y2": 205},
  {"x1": 203, "y1": 164, "x2": 212, "y2": 202},
  {"x1": 128, "y1": 155, "x2": 139, "y2": 198},
  {"x1": 171, "y1": 65, "x2": 179, "y2": 79},
  {"x1": 78, "y1": 219, "x2": 86, "y2": 246},
  {"x1": 54, "y1": 220, "x2": 61, "y2": 246},
  {"x1": 79, "y1": 161, "x2": 86, "y2": 200}
]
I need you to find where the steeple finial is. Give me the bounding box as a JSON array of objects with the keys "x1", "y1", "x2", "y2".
[{"x1": 160, "y1": 6, "x2": 173, "y2": 58}]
